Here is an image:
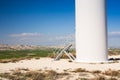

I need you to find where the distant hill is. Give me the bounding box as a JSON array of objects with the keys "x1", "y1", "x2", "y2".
[
  {"x1": 0, "y1": 44, "x2": 37, "y2": 50},
  {"x1": 0, "y1": 44, "x2": 75, "y2": 50}
]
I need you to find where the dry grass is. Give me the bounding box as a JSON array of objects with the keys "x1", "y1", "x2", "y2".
[
  {"x1": 103, "y1": 69, "x2": 120, "y2": 77},
  {"x1": 0, "y1": 58, "x2": 20, "y2": 63},
  {"x1": 0, "y1": 69, "x2": 70, "y2": 80},
  {"x1": 91, "y1": 70, "x2": 102, "y2": 74},
  {"x1": 34, "y1": 57, "x2": 40, "y2": 59},
  {"x1": 0, "y1": 56, "x2": 41, "y2": 63},
  {"x1": 72, "y1": 68, "x2": 87, "y2": 73},
  {"x1": 108, "y1": 77, "x2": 118, "y2": 80},
  {"x1": 76, "y1": 78, "x2": 88, "y2": 80},
  {"x1": 0, "y1": 69, "x2": 120, "y2": 80},
  {"x1": 108, "y1": 51, "x2": 120, "y2": 56},
  {"x1": 0, "y1": 57, "x2": 32, "y2": 63},
  {"x1": 91, "y1": 76, "x2": 106, "y2": 80}
]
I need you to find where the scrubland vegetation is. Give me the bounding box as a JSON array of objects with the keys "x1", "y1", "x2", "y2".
[
  {"x1": 0, "y1": 47, "x2": 120, "y2": 63},
  {"x1": 0, "y1": 47, "x2": 120, "y2": 80},
  {"x1": 0, "y1": 47, "x2": 75, "y2": 63},
  {"x1": 0, "y1": 69, "x2": 69, "y2": 80},
  {"x1": 0, "y1": 48, "x2": 53, "y2": 59},
  {"x1": 0, "y1": 68, "x2": 120, "y2": 80},
  {"x1": 0, "y1": 48, "x2": 55, "y2": 63}
]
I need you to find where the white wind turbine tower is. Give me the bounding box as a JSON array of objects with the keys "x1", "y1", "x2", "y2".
[{"x1": 75, "y1": 0, "x2": 108, "y2": 62}]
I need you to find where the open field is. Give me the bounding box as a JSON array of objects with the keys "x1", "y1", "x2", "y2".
[
  {"x1": 0, "y1": 46, "x2": 120, "y2": 60},
  {"x1": 0, "y1": 48, "x2": 54, "y2": 63},
  {"x1": 0, "y1": 47, "x2": 120, "y2": 80},
  {"x1": 0, "y1": 55, "x2": 120, "y2": 80},
  {"x1": 0, "y1": 49, "x2": 53, "y2": 59},
  {"x1": 0, "y1": 46, "x2": 75, "y2": 63}
]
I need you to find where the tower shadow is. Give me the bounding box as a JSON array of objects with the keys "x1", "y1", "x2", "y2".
[{"x1": 108, "y1": 58, "x2": 120, "y2": 61}]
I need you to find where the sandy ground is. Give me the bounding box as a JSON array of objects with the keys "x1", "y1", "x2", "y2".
[{"x1": 0, "y1": 55, "x2": 120, "y2": 73}]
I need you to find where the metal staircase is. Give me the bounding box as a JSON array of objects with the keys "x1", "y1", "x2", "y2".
[{"x1": 54, "y1": 44, "x2": 75, "y2": 62}]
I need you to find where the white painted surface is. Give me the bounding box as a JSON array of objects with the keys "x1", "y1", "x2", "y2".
[{"x1": 75, "y1": 0, "x2": 108, "y2": 62}]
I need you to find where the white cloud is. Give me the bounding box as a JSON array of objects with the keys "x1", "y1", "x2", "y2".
[
  {"x1": 2, "y1": 31, "x2": 120, "y2": 47},
  {"x1": 108, "y1": 31, "x2": 120, "y2": 47},
  {"x1": 8, "y1": 33, "x2": 75, "y2": 46},
  {"x1": 10, "y1": 32, "x2": 42, "y2": 37},
  {"x1": 108, "y1": 32, "x2": 120, "y2": 37}
]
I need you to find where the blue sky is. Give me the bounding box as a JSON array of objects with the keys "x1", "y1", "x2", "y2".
[{"x1": 0, "y1": 0, "x2": 120, "y2": 47}]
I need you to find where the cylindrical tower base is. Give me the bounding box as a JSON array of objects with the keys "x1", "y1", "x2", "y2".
[{"x1": 75, "y1": 0, "x2": 108, "y2": 62}]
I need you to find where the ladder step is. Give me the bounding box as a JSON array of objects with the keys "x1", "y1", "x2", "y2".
[{"x1": 54, "y1": 44, "x2": 75, "y2": 62}]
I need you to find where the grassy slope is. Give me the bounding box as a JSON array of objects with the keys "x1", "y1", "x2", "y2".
[
  {"x1": 0, "y1": 49, "x2": 53, "y2": 59},
  {"x1": 0, "y1": 48, "x2": 120, "y2": 60}
]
